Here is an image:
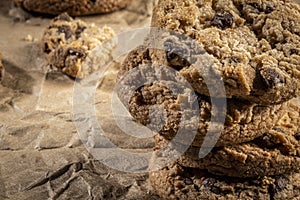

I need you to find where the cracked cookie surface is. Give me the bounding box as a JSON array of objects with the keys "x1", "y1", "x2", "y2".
[
  {"x1": 154, "y1": 100, "x2": 300, "y2": 178},
  {"x1": 149, "y1": 161, "x2": 300, "y2": 200},
  {"x1": 117, "y1": 46, "x2": 283, "y2": 147},
  {"x1": 151, "y1": 0, "x2": 300, "y2": 105},
  {"x1": 13, "y1": 0, "x2": 130, "y2": 16},
  {"x1": 42, "y1": 13, "x2": 116, "y2": 78}
]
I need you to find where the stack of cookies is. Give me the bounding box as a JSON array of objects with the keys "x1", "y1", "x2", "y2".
[{"x1": 117, "y1": 0, "x2": 300, "y2": 199}]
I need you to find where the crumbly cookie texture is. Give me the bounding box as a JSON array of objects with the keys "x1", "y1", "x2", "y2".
[
  {"x1": 151, "y1": 0, "x2": 300, "y2": 105},
  {"x1": 42, "y1": 13, "x2": 117, "y2": 78},
  {"x1": 117, "y1": 46, "x2": 283, "y2": 147},
  {"x1": 154, "y1": 100, "x2": 300, "y2": 178},
  {"x1": 149, "y1": 161, "x2": 300, "y2": 200},
  {"x1": 13, "y1": 0, "x2": 130, "y2": 16}
]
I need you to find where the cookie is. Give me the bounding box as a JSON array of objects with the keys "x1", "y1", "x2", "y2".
[
  {"x1": 154, "y1": 101, "x2": 300, "y2": 178},
  {"x1": 150, "y1": 0, "x2": 300, "y2": 105},
  {"x1": 117, "y1": 46, "x2": 283, "y2": 147},
  {"x1": 42, "y1": 13, "x2": 117, "y2": 78},
  {"x1": 13, "y1": 0, "x2": 130, "y2": 16},
  {"x1": 149, "y1": 161, "x2": 300, "y2": 200}
]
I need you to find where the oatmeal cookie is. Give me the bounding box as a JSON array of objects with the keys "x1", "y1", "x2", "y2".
[
  {"x1": 154, "y1": 100, "x2": 300, "y2": 177},
  {"x1": 42, "y1": 13, "x2": 117, "y2": 78},
  {"x1": 150, "y1": 0, "x2": 300, "y2": 105},
  {"x1": 13, "y1": 0, "x2": 130, "y2": 16},
  {"x1": 149, "y1": 161, "x2": 300, "y2": 200},
  {"x1": 117, "y1": 47, "x2": 283, "y2": 147}
]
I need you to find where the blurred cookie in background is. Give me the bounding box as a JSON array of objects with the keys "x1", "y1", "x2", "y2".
[
  {"x1": 13, "y1": 0, "x2": 131, "y2": 16},
  {"x1": 42, "y1": 13, "x2": 117, "y2": 78}
]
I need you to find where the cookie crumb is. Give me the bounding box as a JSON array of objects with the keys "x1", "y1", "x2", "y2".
[{"x1": 24, "y1": 34, "x2": 36, "y2": 42}]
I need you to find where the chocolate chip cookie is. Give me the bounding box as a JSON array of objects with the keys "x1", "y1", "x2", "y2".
[
  {"x1": 117, "y1": 46, "x2": 283, "y2": 147},
  {"x1": 149, "y1": 161, "x2": 300, "y2": 200},
  {"x1": 42, "y1": 13, "x2": 117, "y2": 78},
  {"x1": 153, "y1": 100, "x2": 300, "y2": 178},
  {"x1": 150, "y1": 0, "x2": 300, "y2": 105},
  {"x1": 13, "y1": 0, "x2": 130, "y2": 16}
]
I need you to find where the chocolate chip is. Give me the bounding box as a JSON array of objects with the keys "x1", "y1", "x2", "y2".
[
  {"x1": 184, "y1": 178, "x2": 193, "y2": 185},
  {"x1": 295, "y1": 132, "x2": 300, "y2": 140},
  {"x1": 44, "y1": 43, "x2": 51, "y2": 54},
  {"x1": 291, "y1": 49, "x2": 298, "y2": 55},
  {"x1": 202, "y1": 178, "x2": 216, "y2": 187},
  {"x1": 211, "y1": 10, "x2": 234, "y2": 29},
  {"x1": 254, "y1": 134, "x2": 278, "y2": 149},
  {"x1": 269, "y1": 176, "x2": 289, "y2": 198},
  {"x1": 163, "y1": 39, "x2": 189, "y2": 69},
  {"x1": 211, "y1": 186, "x2": 221, "y2": 194},
  {"x1": 275, "y1": 177, "x2": 288, "y2": 190},
  {"x1": 265, "y1": 6, "x2": 274, "y2": 14},
  {"x1": 260, "y1": 68, "x2": 285, "y2": 89},
  {"x1": 231, "y1": 56, "x2": 241, "y2": 63},
  {"x1": 249, "y1": 3, "x2": 263, "y2": 12},
  {"x1": 58, "y1": 26, "x2": 73, "y2": 40},
  {"x1": 193, "y1": 184, "x2": 200, "y2": 192},
  {"x1": 75, "y1": 26, "x2": 87, "y2": 38}
]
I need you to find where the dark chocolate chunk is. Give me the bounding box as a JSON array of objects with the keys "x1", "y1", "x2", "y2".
[
  {"x1": 163, "y1": 39, "x2": 189, "y2": 69},
  {"x1": 260, "y1": 68, "x2": 285, "y2": 89},
  {"x1": 269, "y1": 176, "x2": 289, "y2": 198},
  {"x1": 291, "y1": 49, "x2": 299, "y2": 55},
  {"x1": 249, "y1": 3, "x2": 263, "y2": 12},
  {"x1": 210, "y1": 186, "x2": 221, "y2": 194},
  {"x1": 58, "y1": 26, "x2": 73, "y2": 40},
  {"x1": 202, "y1": 178, "x2": 221, "y2": 194},
  {"x1": 275, "y1": 177, "x2": 289, "y2": 191},
  {"x1": 44, "y1": 43, "x2": 51, "y2": 54},
  {"x1": 265, "y1": 6, "x2": 274, "y2": 14},
  {"x1": 211, "y1": 10, "x2": 234, "y2": 29},
  {"x1": 253, "y1": 134, "x2": 279, "y2": 149},
  {"x1": 184, "y1": 178, "x2": 193, "y2": 185},
  {"x1": 295, "y1": 132, "x2": 300, "y2": 140},
  {"x1": 202, "y1": 178, "x2": 216, "y2": 187},
  {"x1": 75, "y1": 26, "x2": 87, "y2": 38}
]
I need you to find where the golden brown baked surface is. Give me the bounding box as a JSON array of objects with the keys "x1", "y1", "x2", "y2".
[
  {"x1": 150, "y1": 0, "x2": 300, "y2": 105},
  {"x1": 117, "y1": 46, "x2": 284, "y2": 147},
  {"x1": 153, "y1": 100, "x2": 300, "y2": 178},
  {"x1": 42, "y1": 13, "x2": 116, "y2": 78}
]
